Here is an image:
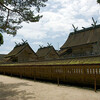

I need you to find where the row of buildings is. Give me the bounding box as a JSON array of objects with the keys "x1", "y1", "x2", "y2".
[
  {"x1": 0, "y1": 43, "x2": 60, "y2": 63},
  {"x1": 1, "y1": 24, "x2": 100, "y2": 63}
]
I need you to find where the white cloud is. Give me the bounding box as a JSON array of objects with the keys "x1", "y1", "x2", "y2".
[
  {"x1": 32, "y1": 41, "x2": 43, "y2": 45},
  {"x1": 39, "y1": 0, "x2": 100, "y2": 37},
  {"x1": 18, "y1": 22, "x2": 47, "y2": 40},
  {"x1": 17, "y1": 0, "x2": 100, "y2": 40},
  {"x1": 0, "y1": 45, "x2": 13, "y2": 54},
  {"x1": 0, "y1": 51, "x2": 8, "y2": 54},
  {"x1": 51, "y1": 34, "x2": 60, "y2": 39},
  {"x1": 11, "y1": 37, "x2": 22, "y2": 43}
]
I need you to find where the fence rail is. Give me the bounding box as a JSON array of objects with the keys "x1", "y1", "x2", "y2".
[{"x1": 0, "y1": 64, "x2": 100, "y2": 89}]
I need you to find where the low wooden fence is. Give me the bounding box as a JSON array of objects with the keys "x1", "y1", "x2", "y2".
[{"x1": 0, "y1": 64, "x2": 100, "y2": 90}]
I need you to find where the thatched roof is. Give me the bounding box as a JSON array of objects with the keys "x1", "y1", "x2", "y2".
[
  {"x1": 0, "y1": 54, "x2": 6, "y2": 59},
  {"x1": 2, "y1": 55, "x2": 100, "y2": 65},
  {"x1": 6, "y1": 43, "x2": 36, "y2": 58},
  {"x1": 58, "y1": 49, "x2": 68, "y2": 56},
  {"x1": 0, "y1": 54, "x2": 6, "y2": 63},
  {"x1": 36, "y1": 46, "x2": 58, "y2": 57},
  {"x1": 61, "y1": 24, "x2": 100, "y2": 49}
]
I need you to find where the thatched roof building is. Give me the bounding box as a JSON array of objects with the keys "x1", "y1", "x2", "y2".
[
  {"x1": 0, "y1": 54, "x2": 6, "y2": 63},
  {"x1": 36, "y1": 46, "x2": 59, "y2": 60},
  {"x1": 5, "y1": 43, "x2": 37, "y2": 63},
  {"x1": 60, "y1": 24, "x2": 100, "y2": 58}
]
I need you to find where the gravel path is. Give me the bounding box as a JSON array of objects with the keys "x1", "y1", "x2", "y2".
[{"x1": 0, "y1": 75, "x2": 100, "y2": 100}]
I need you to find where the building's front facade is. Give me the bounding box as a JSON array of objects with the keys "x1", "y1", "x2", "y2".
[
  {"x1": 36, "y1": 46, "x2": 59, "y2": 60},
  {"x1": 5, "y1": 43, "x2": 38, "y2": 63}
]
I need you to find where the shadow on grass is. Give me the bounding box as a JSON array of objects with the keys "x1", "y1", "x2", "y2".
[{"x1": 0, "y1": 82, "x2": 35, "y2": 100}]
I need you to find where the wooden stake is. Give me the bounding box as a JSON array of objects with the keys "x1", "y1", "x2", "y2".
[
  {"x1": 20, "y1": 75, "x2": 22, "y2": 78},
  {"x1": 11, "y1": 73, "x2": 12, "y2": 77},
  {"x1": 57, "y1": 77, "x2": 59, "y2": 86},
  {"x1": 34, "y1": 69, "x2": 36, "y2": 81},
  {"x1": 94, "y1": 71, "x2": 96, "y2": 92},
  {"x1": 34, "y1": 76, "x2": 36, "y2": 81}
]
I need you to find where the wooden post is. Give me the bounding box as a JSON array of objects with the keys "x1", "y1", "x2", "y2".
[
  {"x1": 11, "y1": 73, "x2": 12, "y2": 77},
  {"x1": 34, "y1": 76, "x2": 36, "y2": 81},
  {"x1": 94, "y1": 71, "x2": 96, "y2": 92},
  {"x1": 57, "y1": 77, "x2": 59, "y2": 86},
  {"x1": 57, "y1": 68, "x2": 60, "y2": 86},
  {"x1": 34, "y1": 68, "x2": 36, "y2": 81},
  {"x1": 20, "y1": 74, "x2": 22, "y2": 78}
]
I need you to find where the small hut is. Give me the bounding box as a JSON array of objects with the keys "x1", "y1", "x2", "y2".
[
  {"x1": 5, "y1": 42, "x2": 37, "y2": 63},
  {"x1": 36, "y1": 46, "x2": 59, "y2": 60},
  {"x1": 60, "y1": 24, "x2": 100, "y2": 58}
]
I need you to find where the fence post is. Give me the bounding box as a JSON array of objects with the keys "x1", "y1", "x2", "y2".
[
  {"x1": 11, "y1": 73, "x2": 12, "y2": 77},
  {"x1": 57, "y1": 68, "x2": 60, "y2": 86},
  {"x1": 94, "y1": 71, "x2": 96, "y2": 92},
  {"x1": 34, "y1": 74, "x2": 36, "y2": 81},
  {"x1": 34, "y1": 67, "x2": 36, "y2": 81},
  {"x1": 57, "y1": 77, "x2": 59, "y2": 86},
  {"x1": 20, "y1": 74, "x2": 22, "y2": 78}
]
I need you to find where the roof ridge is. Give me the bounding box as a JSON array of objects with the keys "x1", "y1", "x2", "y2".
[
  {"x1": 38, "y1": 46, "x2": 53, "y2": 50},
  {"x1": 70, "y1": 24, "x2": 100, "y2": 35}
]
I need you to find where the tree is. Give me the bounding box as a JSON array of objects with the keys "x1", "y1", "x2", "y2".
[
  {"x1": 97, "y1": 0, "x2": 100, "y2": 3},
  {"x1": 0, "y1": 33, "x2": 3, "y2": 45},
  {"x1": 0, "y1": 0, "x2": 47, "y2": 45}
]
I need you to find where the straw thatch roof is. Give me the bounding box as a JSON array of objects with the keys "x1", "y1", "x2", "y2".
[
  {"x1": 61, "y1": 24, "x2": 100, "y2": 49},
  {"x1": 0, "y1": 54, "x2": 6, "y2": 59},
  {"x1": 6, "y1": 43, "x2": 37, "y2": 58},
  {"x1": 36, "y1": 46, "x2": 59, "y2": 59},
  {"x1": 58, "y1": 49, "x2": 68, "y2": 56},
  {"x1": 0, "y1": 54, "x2": 6, "y2": 63}
]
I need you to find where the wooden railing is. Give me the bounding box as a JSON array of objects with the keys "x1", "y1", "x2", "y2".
[{"x1": 0, "y1": 64, "x2": 100, "y2": 91}]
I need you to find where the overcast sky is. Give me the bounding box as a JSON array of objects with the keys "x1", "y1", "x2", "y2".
[{"x1": 0, "y1": 0, "x2": 100, "y2": 54}]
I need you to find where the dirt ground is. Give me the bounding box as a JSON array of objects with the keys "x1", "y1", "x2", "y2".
[{"x1": 0, "y1": 75, "x2": 100, "y2": 100}]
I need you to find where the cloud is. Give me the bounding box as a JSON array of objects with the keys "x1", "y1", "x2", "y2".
[
  {"x1": 43, "y1": 0, "x2": 100, "y2": 30},
  {"x1": 51, "y1": 34, "x2": 61, "y2": 39},
  {"x1": 32, "y1": 41, "x2": 43, "y2": 45},
  {"x1": 0, "y1": 45, "x2": 13, "y2": 54},
  {"x1": 17, "y1": 0, "x2": 100, "y2": 39},
  {"x1": 11, "y1": 37, "x2": 22, "y2": 43},
  {"x1": 18, "y1": 22, "x2": 47, "y2": 40}
]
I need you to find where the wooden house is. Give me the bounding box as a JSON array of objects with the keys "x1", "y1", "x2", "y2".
[
  {"x1": 60, "y1": 24, "x2": 100, "y2": 58},
  {"x1": 0, "y1": 54, "x2": 6, "y2": 63},
  {"x1": 5, "y1": 43, "x2": 37, "y2": 63},
  {"x1": 36, "y1": 46, "x2": 59, "y2": 60}
]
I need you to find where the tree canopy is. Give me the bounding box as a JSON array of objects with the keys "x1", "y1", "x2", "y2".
[
  {"x1": 97, "y1": 0, "x2": 100, "y2": 3},
  {"x1": 0, "y1": 0, "x2": 47, "y2": 45}
]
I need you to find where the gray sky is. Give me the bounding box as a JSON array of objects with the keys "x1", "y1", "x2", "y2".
[{"x1": 0, "y1": 0, "x2": 100, "y2": 54}]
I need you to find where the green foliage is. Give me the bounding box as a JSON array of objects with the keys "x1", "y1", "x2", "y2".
[
  {"x1": 0, "y1": 0, "x2": 47, "y2": 45},
  {"x1": 0, "y1": 33, "x2": 3, "y2": 45},
  {"x1": 97, "y1": 0, "x2": 100, "y2": 3}
]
